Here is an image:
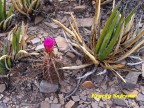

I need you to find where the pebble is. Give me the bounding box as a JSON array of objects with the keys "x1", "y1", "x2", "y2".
[
  {"x1": 40, "y1": 101, "x2": 50, "y2": 108},
  {"x1": 73, "y1": 5, "x2": 86, "y2": 13},
  {"x1": 136, "y1": 93, "x2": 144, "y2": 101},
  {"x1": 0, "y1": 94, "x2": 3, "y2": 100},
  {"x1": 55, "y1": 36, "x2": 69, "y2": 51},
  {"x1": 99, "y1": 101, "x2": 104, "y2": 107},
  {"x1": 3, "y1": 97, "x2": 10, "y2": 103},
  {"x1": 51, "y1": 104, "x2": 61, "y2": 108},
  {"x1": 72, "y1": 96, "x2": 80, "y2": 102},
  {"x1": 35, "y1": 16, "x2": 44, "y2": 25},
  {"x1": 140, "y1": 86, "x2": 144, "y2": 94},
  {"x1": 53, "y1": 98, "x2": 58, "y2": 104},
  {"x1": 125, "y1": 72, "x2": 141, "y2": 84},
  {"x1": 0, "y1": 102, "x2": 7, "y2": 108},
  {"x1": 31, "y1": 37, "x2": 41, "y2": 44},
  {"x1": 44, "y1": 22, "x2": 58, "y2": 29},
  {"x1": 58, "y1": 94, "x2": 64, "y2": 105},
  {"x1": 65, "y1": 100, "x2": 75, "y2": 108},
  {"x1": 39, "y1": 80, "x2": 59, "y2": 93},
  {"x1": 91, "y1": 102, "x2": 99, "y2": 108},
  {"x1": 76, "y1": 18, "x2": 93, "y2": 27},
  {"x1": 113, "y1": 99, "x2": 127, "y2": 106},
  {"x1": 0, "y1": 84, "x2": 6, "y2": 93},
  {"x1": 80, "y1": 95, "x2": 87, "y2": 101},
  {"x1": 35, "y1": 44, "x2": 44, "y2": 51}
]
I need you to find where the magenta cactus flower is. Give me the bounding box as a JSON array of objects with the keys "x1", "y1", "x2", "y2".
[{"x1": 44, "y1": 37, "x2": 55, "y2": 53}]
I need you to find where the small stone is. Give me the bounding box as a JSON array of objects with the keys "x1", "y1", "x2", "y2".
[
  {"x1": 76, "y1": 59, "x2": 82, "y2": 65},
  {"x1": 71, "y1": 96, "x2": 80, "y2": 102},
  {"x1": 39, "y1": 80, "x2": 59, "y2": 93},
  {"x1": 77, "y1": 104, "x2": 87, "y2": 108},
  {"x1": 76, "y1": 18, "x2": 93, "y2": 27},
  {"x1": 50, "y1": 104, "x2": 61, "y2": 108},
  {"x1": 125, "y1": 72, "x2": 141, "y2": 84},
  {"x1": 44, "y1": 22, "x2": 58, "y2": 29},
  {"x1": 142, "y1": 63, "x2": 144, "y2": 77},
  {"x1": 0, "y1": 94, "x2": 3, "y2": 100},
  {"x1": 94, "y1": 97, "x2": 100, "y2": 101},
  {"x1": 45, "y1": 98, "x2": 50, "y2": 102},
  {"x1": 31, "y1": 37, "x2": 41, "y2": 44},
  {"x1": 55, "y1": 36, "x2": 69, "y2": 51},
  {"x1": 82, "y1": 81, "x2": 94, "y2": 88},
  {"x1": 53, "y1": 98, "x2": 58, "y2": 104},
  {"x1": 113, "y1": 99, "x2": 127, "y2": 106},
  {"x1": 40, "y1": 101, "x2": 50, "y2": 108},
  {"x1": 121, "y1": 82, "x2": 136, "y2": 91},
  {"x1": 35, "y1": 16, "x2": 44, "y2": 25},
  {"x1": 35, "y1": 44, "x2": 44, "y2": 51},
  {"x1": 136, "y1": 93, "x2": 144, "y2": 101},
  {"x1": 99, "y1": 102, "x2": 104, "y2": 107},
  {"x1": 140, "y1": 86, "x2": 144, "y2": 94},
  {"x1": 0, "y1": 102, "x2": 7, "y2": 108},
  {"x1": 91, "y1": 102, "x2": 99, "y2": 108},
  {"x1": 65, "y1": 100, "x2": 75, "y2": 108},
  {"x1": 58, "y1": 94, "x2": 64, "y2": 105},
  {"x1": 50, "y1": 96, "x2": 54, "y2": 101},
  {"x1": 0, "y1": 84, "x2": 5, "y2": 93},
  {"x1": 122, "y1": 89, "x2": 139, "y2": 95},
  {"x1": 74, "y1": 5, "x2": 86, "y2": 13},
  {"x1": 66, "y1": 52, "x2": 75, "y2": 58},
  {"x1": 3, "y1": 97, "x2": 10, "y2": 103},
  {"x1": 80, "y1": 95, "x2": 87, "y2": 101}
]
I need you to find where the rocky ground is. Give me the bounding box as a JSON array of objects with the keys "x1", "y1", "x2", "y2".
[{"x1": 0, "y1": 0, "x2": 144, "y2": 108}]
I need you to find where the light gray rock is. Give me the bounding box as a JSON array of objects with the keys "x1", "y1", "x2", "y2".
[
  {"x1": 125, "y1": 72, "x2": 141, "y2": 84},
  {"x1": 65, "y1": 100, "x2": 75, "y2": 108},
  {"x1": 80, "y1": 95, "x2": 87, "y2": 101},
  {"x1": 50, "y1": 104, "x2": 61, "y2": 108},
  {"x1": 136, "y1": 93, "x2": 144, "y2": 101},
  {"x1": 113, "y1": 99, "x2": 127, "y2": 106},
  {"x1": 91, "y1": 102, "x2": 99, "y2": 108},
  {"x1": 0, "y1": 84, "x2": 5, "y2": 93},
  {"x1": 53, "y1": 98, "x2": 58, "y2": 104},
  {"x1": 72, "y1": 96, "x2": 80, "y2": 102},
  {"x1": 31, "y1": 38, "x2": 41, "y2": 44},
  {"x1": 40, "y1": 101, "x2": 50, "y2": 108},
  {"x1": 35, "y1": 16, "x2": 44, "y2": 25},
  {"x1": 58, "y1": 94, "x2": 64, "y2": 105},
  {"x1": 39, "y1": 80, "x2": 59, "y2": 93},
  {"x1": 0, "y1": 102, "x2": 7, "y2": 108}
]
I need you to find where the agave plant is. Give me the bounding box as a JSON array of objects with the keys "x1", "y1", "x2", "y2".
[
  {"x1": 0, "y1": 22, "x2": 38, "y2": 74},
  {"x1": 53, "y1": 1, "x2": 144, "y2": 82},
  {"x1": 0, "y1": 0, "x2": 14, "y2": 32},
  {"x1": 11, "y1": 0, "x2": 40, "y2": 16}
]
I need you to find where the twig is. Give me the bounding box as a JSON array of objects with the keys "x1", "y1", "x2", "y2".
[
  {"x1": 64, "y1": 66, "x2": 98, "y2": 100},
  {"x1": 127, "y1": 61, "x2": 144, "y2": 66},
  {"x1": 62, "y1": 30, "x2": 83, "y2": 57},
  {"x1": 96, "y1": 69, "x2": 107, "y2": 75},
  {"x1": 77, "y1": 66, "x2": 97, "y2": 80}
]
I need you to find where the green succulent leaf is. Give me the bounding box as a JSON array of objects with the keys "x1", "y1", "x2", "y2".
[
  {"x1": 12, "y1": 27, "x2": 21, "y2": 55},
  {"x1": 0, "y1": 59, "x2": 7, "y2": 74},
  {"x1": 98, "y1": 17, "x2": 124, "y2": 61},
  {"x1": 3, "y1": 0, "x2": 6, "y2": 19},
  {"x1": 7, "y1": 6, "x2": 14, "y2": 18},
  {"x1": 94, "y1": 5, "x2": 119, "y2": 54},
  {"x1": 0, "y1": 0, "x2": 4, "y2": 21},
  {"x1": 98, "y1": 11, "x2": 121, "y2": 56},
  {"x1": 125, "y1": 7, "x2": 136, "y2": 25}
]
